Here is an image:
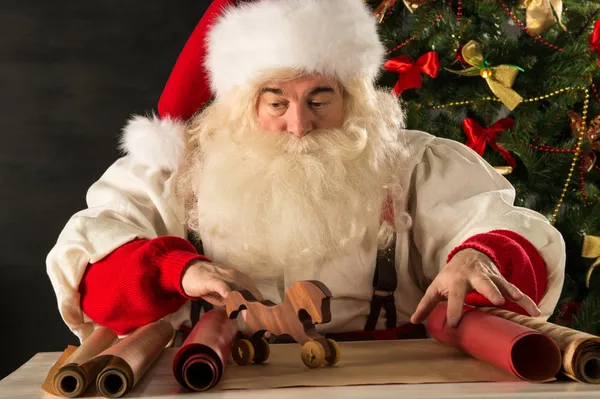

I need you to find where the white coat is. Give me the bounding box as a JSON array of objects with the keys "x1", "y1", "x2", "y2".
[{"x1": 46, "y1": 117, "x2": 566, "y2": 342}]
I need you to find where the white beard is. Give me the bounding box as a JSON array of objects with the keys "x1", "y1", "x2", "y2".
[
  {"x1": 175, "y1": 86, "x2": 408, "y2": 280},
  {"x1": 189, "y1": 119, "x2": 398, "y2": 280}
]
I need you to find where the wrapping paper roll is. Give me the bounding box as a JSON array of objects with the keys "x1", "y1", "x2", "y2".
[
  {"x1": 427, "y1": 302, "x2": 562, "y2": 382},
  {"x1": 173, "y1": 308, "x2": 239, "y2": 391},
  {"x1": 95, "y1": 320, "x2": 175, "y2": 398},
  {"x1": 481, "y1": 307, "x2": 600, "y2": 384},
  {"x1": 43, "y1": 320, "x2": 174, "y2": 397},
  {"x1": 52, "y1": 327, "x2": 119, "y2": 397}
]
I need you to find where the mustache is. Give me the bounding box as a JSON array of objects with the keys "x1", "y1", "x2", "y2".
[{"x1": 226, "y1": 121, "x2": 369, "y2": 160}]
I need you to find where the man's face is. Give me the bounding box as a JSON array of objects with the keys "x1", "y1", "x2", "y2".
[{"x1": 256, "y1": 74, "x2": 345, "y2": 137}]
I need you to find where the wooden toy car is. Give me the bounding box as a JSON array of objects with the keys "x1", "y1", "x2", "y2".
[{"x1": 225, "y1": 280, "x2": 340, "y2": 369}]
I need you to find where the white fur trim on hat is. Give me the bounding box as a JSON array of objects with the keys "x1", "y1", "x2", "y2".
[
  {"x1": 119, "y1": 115, "x2": 186, "y2": 171},
  {"x1": 205, "y1": 0, "x2": 384, "y2": 96}
]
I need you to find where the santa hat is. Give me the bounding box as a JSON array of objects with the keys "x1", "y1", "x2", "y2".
[
  {"x1": 205, "y1": 0, "x2": 384, "y2": 98},
  {"x1": 121, "y1": 0, "x2": 384, "y2": 171}
]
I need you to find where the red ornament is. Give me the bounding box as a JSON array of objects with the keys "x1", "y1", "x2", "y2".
[{"x1": 555, "y1": 301, "x2": 583, "y2": 325}]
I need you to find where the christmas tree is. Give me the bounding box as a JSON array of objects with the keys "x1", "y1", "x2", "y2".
[{"x1": 368, "y1": 0, "x2": 600, "y2": 333}]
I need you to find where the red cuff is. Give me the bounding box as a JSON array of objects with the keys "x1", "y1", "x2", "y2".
[
  {"x1": 152, "y1": 247, "x2": 208, "y2": 299},
  {"x1": 80, "y1": 236, "x2": 210, "y2": 335},
  {"x1": 447, "y1": 229, "x2": 548, "y2": 315}
]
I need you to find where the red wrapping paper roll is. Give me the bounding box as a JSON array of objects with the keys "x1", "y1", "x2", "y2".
[
  {"x1": 172, "y1": 308, "x2": 239, "y2": 391},
  {"x1": 427, "y1": 302, "x2": 562, "y2": 382}
]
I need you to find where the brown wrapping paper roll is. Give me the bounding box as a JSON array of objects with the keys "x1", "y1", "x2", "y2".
[
  {"x1": 481, "y1": 307, "x2": 600, "y2": 384},
  {"x1": 95, "y1": 320, "x2": 175, "y2": 398},
  {"x1": 427, "y1": 302, "x2": 562, "y2": 382},
  {"x1": 173, "y1": 308, "x2": 239, "y2": 391},
  {"x1": 43, "y1": 321, "x2": 174, "y2": 397},
  {"x1": 50, "y1": 327, "x2": 119, "y2": 397}
]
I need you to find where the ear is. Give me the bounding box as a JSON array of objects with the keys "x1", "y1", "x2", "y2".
[{"x1": 119, "y1": 114, "x2": 187, "y2": 171}]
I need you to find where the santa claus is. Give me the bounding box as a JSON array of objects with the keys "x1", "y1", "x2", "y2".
[{"x1": 47, "y1": 0, "x2": 565, "y2": 343}]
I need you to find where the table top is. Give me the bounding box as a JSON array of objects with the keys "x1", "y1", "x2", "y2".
[{"x1": 2, "y1": 349, "x2": 600, "y2": 399}]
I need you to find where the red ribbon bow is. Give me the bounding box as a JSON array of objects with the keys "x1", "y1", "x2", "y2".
[
  {"x1": 463, "y1": 118, "x2": 517, "y2": 168},
  {"x1": 384, "y1": 52, "x2": 440, "y2": 96},
  {"x1": 591, "y1": 20, "x2": 600, "y2": 67}
]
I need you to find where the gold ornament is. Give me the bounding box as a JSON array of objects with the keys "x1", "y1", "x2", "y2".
[
  {"x1": 403, "y1": 0, "x2": 429, "y2": 13},
  {"x1": 480, "y1": 68, "x2": 493, "y2": 78},
  {"x1": 447, "y1": 40, "x2": 524, "y2": 110},
  {"x1": 583, "y1": 235, "x2": 600, "y2": 288},
  {"x1": 494, "y1": 166, "x2": 513, "y2": 175},
  {"x1": 518, "y1": 0, "x2": 567, "y2": 36},
  {"x1": 372, "y1": 0, "x2": 398, "y2": 23},
  {"x1": 567, "y1": 111, "x2": 600, "y2": 172}
]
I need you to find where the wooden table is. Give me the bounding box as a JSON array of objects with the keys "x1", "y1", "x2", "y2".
[{"x1": 2, "y1": 347, "x2": 600, "y2": 399}]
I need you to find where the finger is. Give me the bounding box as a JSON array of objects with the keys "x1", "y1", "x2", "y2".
[
  {"x1": 447, "y1": 284, "x2": 468, "y2": 328},
  {"x1": 238, "y1": 284, "x2": 264, "y2": 302},
  {"x1": 202, "y1": 294, "x2": 226, "y2": 306},
  {"x1": 230, "y1": 282, "x2": 264, "y2": 302},
  {"x1": 411, "y1": 286, "x2": 443, "y2": 324},
  {"x1": 491, "y1": 278, "x2": 541, "y2": 317},
  {"x1": 206, "y1": 279, "x2": 231, "y2": 301},
  {"x1": 489, "y1": 276, "x2": 523, "y2": 302},
  {"x1": 223, "y1": 270, "x2": 264, "y2": 301},
  {"x1": 246, "y1": 285, "x2": 264, "y2": 302},
  {"x1": 236, "y1": 276, "x2": 265, "y2": 301},
  {"x1": 470, "y1": 275, "x2": 505, "y2": 306},
  {"x1": 512, "y1": 294, "x2": 541, "y2": 317}
]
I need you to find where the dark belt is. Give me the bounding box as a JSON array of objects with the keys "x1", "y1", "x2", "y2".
[{"x1": 364, "y1": 233, "x2": 398, "y2": 331}]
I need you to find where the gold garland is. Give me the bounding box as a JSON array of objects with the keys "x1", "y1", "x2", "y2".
[
  {"x1": 431, "y1": 86, "x2": 580, "y2": 109},
  {"x1": 549, "y1": 88, "x2": 589, "y2": 225}
]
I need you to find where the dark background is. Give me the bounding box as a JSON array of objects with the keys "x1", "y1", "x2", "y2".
[{"x1": 0, "y1": 0, "x2": 211, "y2": 379}]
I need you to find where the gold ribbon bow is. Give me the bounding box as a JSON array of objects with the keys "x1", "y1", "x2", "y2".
[
  {"x1": 583, "y1": 235, "x2": 600, "y2": 288},
  {"x1": 518, "y1": 0, "x2": 567, "y2": 36},
  {"x1": 447, "y1": 40, "x2": 524, "y2": 111}
]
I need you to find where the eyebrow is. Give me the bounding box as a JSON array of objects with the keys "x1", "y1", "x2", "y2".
[
  {"x1": 308, "y1": 86, "x2": 335, "y2": 96},
  {"x1": 260, "y1": 86, "x2": 336, "y2": 96}
]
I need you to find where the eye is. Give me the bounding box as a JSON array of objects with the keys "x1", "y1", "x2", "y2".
[
  {"x1": 269, "y1": 102, "x2": 284, "y2": 109},
  {"x1": 309, "y1": 101, "x2": 329, "y2": 109}
]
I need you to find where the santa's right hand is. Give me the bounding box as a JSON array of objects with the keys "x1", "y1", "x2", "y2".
[{"x1": 181, "y1": 260, "x2": 264, "y2": 306}]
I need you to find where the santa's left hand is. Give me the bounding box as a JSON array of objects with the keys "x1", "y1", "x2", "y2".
[{"x1": 410, "y1": 248, "x2": 541, "y2": 328}]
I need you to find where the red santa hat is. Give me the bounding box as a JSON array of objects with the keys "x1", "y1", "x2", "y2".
[{"x1": 121, "y1": 0, "x2": 384, "y2": 171}]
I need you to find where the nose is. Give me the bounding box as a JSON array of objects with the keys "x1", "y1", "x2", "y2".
[{"x1": 286, "y1": 104, "x2": 314, "y2": 137}]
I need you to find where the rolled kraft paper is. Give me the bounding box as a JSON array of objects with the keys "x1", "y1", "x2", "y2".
[
  {"x1": 481, "y1": 307, "x2": 600, "y2": 384},
  {"x1": 50, "y1": 327, "x2": 119, "y2": 397},
  {"x1": 427, "y1": 302, "x2": 562, "y2": 382},
  {"x1": 173, "y1": 308, "x2": 239, "y2": 391},
  {"x1": 96, "y1": 320, "x2": 175, "y2": 398}
]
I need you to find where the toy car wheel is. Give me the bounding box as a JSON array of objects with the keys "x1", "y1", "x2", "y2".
[
  {"x1": 232, "y1": 338, "x2": 255, "y2": 366},
  {"x1": 252, "y1": 337, "x2": 271, "y2": 364},
  {"x1": 301, "y1": 340, "x2": 325, "y2": 369},
  {"x1": 324, "y1": 338, "x2": 340, "y2": 366}
]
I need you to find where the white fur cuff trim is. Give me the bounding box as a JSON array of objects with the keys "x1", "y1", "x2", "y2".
[{"x1": 119, "y1": 115, "x2": 186, "y2": 171}]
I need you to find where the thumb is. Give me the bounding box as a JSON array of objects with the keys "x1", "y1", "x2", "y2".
[{"x1": 207, "y1": 279, "x2": 231, "y2": 300}]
